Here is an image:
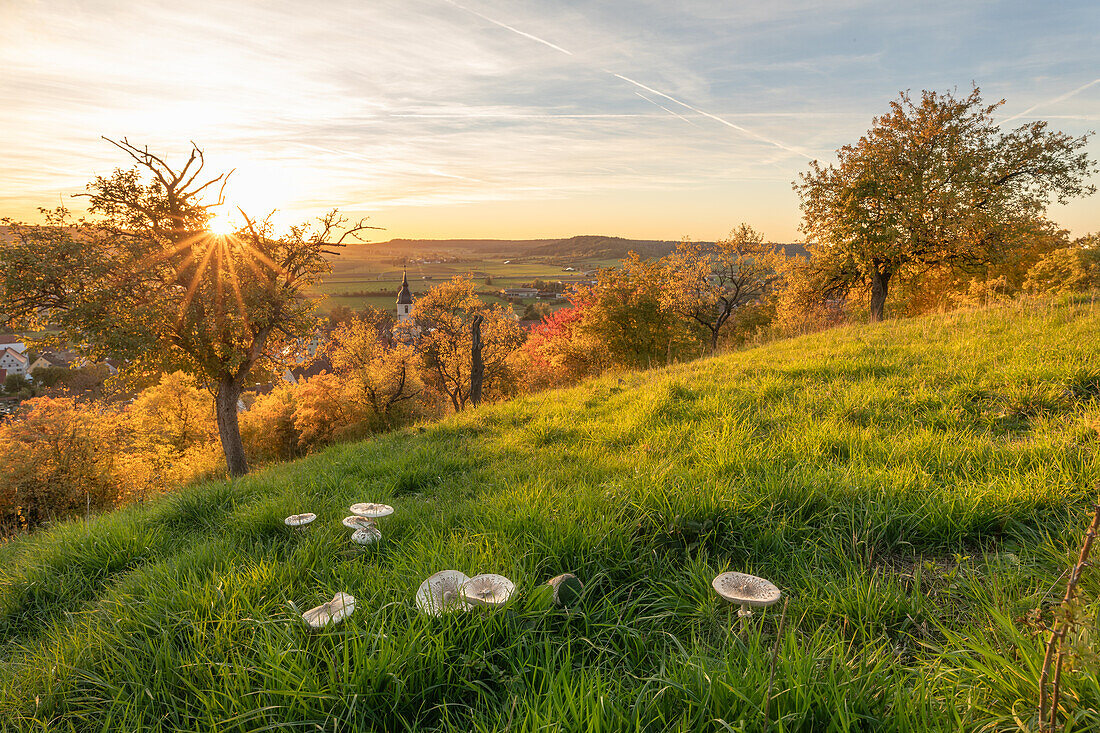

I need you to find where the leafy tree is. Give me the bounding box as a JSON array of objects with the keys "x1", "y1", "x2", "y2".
[
  {"x1": 661, "y1": 225, "x2": 784, "y2": 352},
  {"x1": 512, "y1": 301, "x2": 600, "y2": 391},
  {"x1": 795, "y1": 87, "x2": 1096, "y2": 321},
  {"x1": 0, "y1": 396, "x2": 119, "y2": 528},
  {"x1": 407, "y1": 277, "x2": 525, "y2": 411},
  {"x1": 292, "y1": 372, "x2": 375, "y2": 449},
  {"x1": 126, "y1": 371, "x2": 214, "y2": 453},
  {"x1": 521, "y1": 302, "x2": 552, "y2": 321},
  {"x1": 327, "y1": 308, "x2": 421, "y2": 424},
  {"x1": 0, "y1": 139, "x2": 374, "y2": 475},
  {"x1": 1025, "y1": 235, "x2": 1100, "y2": 294},
  {"x1": 576, "y1": 253, "x2": 695, "y2": 369},
  {"x1": 327, "y1": 304, "x2": 357, "y2": 329}
]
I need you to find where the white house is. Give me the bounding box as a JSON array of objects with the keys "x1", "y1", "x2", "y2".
[
  {"x1": 0, "y1": 348, "x2": 29, "y2": 377},
  {"x1": 501, "y1": 287, "x2": 539, "y2": 299}
]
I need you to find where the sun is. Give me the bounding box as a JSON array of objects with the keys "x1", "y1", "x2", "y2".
[{"x1": 208, "y1": 210, "x2": 235, "y2": 236}]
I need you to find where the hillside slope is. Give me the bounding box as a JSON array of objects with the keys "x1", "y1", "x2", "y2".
[{"x1": 2, "y1": 298, "x2": 1099, "y2": 731}]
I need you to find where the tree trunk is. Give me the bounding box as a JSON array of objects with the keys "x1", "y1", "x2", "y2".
[
  {"x1": 469, "y1": 314, "x2": 484, "y2": 408},
  {"x1": 870, "y1": 269, "x2": 891, "y2": 322},
  {"x1": 215, "y1": 376, "x2": 248, "y2": 477}
]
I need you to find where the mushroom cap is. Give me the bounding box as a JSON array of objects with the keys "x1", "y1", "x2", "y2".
[
  {"x1": 284, "y1": 513, "x2": 317, "y2": 527},
  {"x1": 461, "y1": 573, "x2": 516, "y2": 608},
  {"x1": 349, "y1": 502, "x2": 394, "y2": 519},
  {"x1": 302, "y1": 591, "x2": 356, "y2": 628},
  {"x1": 547, "y1": 573, "x2": 585, "y2": 608},
  {"x1": 342, "y1": 515, "x2": 376, "y2": 530},
  {"x1": 416, "y1": 570, "x2": 471, "y2": 616},
  {"x1": 711, "y1": 571, "x2": 781, "y2": 608},
  {"x1": 351, "y1": 526, "x2": 382, "y2": 545}
]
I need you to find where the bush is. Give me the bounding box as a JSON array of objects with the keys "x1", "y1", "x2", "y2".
[{"x1": 0, "y1": 396, "x2": 120, "y2": 530}]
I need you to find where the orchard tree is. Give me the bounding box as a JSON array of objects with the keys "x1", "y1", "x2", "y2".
[
  {"x1": 661, "y1": 224, "x2": 784, "y2": 352},
  {"x1": 0, "y1": 138, "x2": 375, "y2": 476},
  {"x1": 407, "y1": 277, "x2": 525, "y2": 411},
  {"x1": 327, "y1": 308, "x2": 421, "y2": 424},
  {"x1": 795, "y1": 87, "x2": 1095, "y2": 321},
  {"x1": 576, "y1": 253, "x2": 695, "y2": 368}
]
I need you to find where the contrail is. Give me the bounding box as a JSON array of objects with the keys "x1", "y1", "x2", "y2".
[
  {"x1": 1001, "y1": 78, "x2": 1100, "y2": 124},
  {"x1": 634, "y1": 92, "x2": 700, "y2": 127},
  {"x1": 613, "y1": 72, "x2": 813, "y2": 159},
  {"x1": 441, "y1": 0, "x2": 812, "y2": 159},
  {"x1": 442, "y1": 0, "x2": 573, "y2": 56}
]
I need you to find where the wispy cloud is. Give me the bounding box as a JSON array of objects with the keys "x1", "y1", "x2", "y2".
[
  {"x1": 1000, "y1": 78, "x2": 1100, "y2": 124},
  {"x1": 1, "y1": 0, "x2": 1097, "y2": 240}
]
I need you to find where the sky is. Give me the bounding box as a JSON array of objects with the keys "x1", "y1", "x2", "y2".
[{"x1": 1, "y1": 0, "x2": 1098, "y2": 243}]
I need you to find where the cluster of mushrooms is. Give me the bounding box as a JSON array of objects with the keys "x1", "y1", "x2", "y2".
[
  {"x1": 290, "y1": 503, "x2": 781, "y2": 630},
  {"x1": 412, "y1": 570, "x2": 584, "y2": 615},
  {"x1": 284, "y1": 502, "x2": 394, "y2": 544}
]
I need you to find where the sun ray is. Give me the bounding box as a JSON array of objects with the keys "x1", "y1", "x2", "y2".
[
  {"x1": 177, "y1": 239, "x2": 218, "y2": 324},
  {"x1": 222, "y1": 237, "x2": 252, "y2": 336}
]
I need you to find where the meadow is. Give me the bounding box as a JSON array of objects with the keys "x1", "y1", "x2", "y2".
[
  {"x1": 315, "y1": 239, "x2": 623, "y2": 312},
  {"x1": 1, "y1": 297, "x2": 1098, "y2": 731}
]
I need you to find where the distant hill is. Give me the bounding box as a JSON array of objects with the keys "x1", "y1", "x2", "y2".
[
  {"x1": 350, "y1": 235, "x2": 680, "y2": 260},
  {"x1": 350, "y1": 235, "x2": 804, "y2": 261}
]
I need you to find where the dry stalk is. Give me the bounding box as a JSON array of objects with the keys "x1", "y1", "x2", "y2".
[{"x1": 1038, "y1": 493, "x2": 1100, "y2": 732}]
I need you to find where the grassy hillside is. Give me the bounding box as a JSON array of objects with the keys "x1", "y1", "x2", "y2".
[{"x1": 2, "y1": 298, "x2": 1099, "y2": 732}]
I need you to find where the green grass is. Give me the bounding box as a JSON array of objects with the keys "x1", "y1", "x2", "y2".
[{"x1": 2, "y1": 297, "x2": 1100, "y2": 731}]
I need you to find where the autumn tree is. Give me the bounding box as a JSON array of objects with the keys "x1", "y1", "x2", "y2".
[
  {"x1": 1025, "y1": 234, "x2": 1100, "y2": 294},
  {"x1": 407, "y1": 277, "x2": 525, "y2": 411},
  {"x1": 327, "y1": 307, "x2": 421, "y2": 424},
  {"x1": 576, "y1": 253, "x2": 695, "y2": 369},
  {"x1": 0, "y1": 396, "x2": 119, "y2": 528},
  {"x1": 661, "y1": 225, "x2": 784, "y2": 352},
  {"x1": 795, "y1": 87, "x2": 1096, "y2": 321},
  {"x1": 512, "y1": 299, "x2": 601, "y2": 391},
  {"x1": 0, "y1": 139, "x2": 374, "y2": 476},
  {"x1": 127, "y1": 371, "x2": 214, "y2": 452}
]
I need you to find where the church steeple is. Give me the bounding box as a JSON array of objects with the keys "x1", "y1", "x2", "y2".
[
  {"x1": 397, "y1": 267, "x2": 413, "y2": 305},
  {"x1": 396, "y1": 266, "x2": 413, "y2": 321}
]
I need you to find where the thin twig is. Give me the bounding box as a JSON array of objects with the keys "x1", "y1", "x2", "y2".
[{"x1": 1039, "y1": 493, "x2": 1100, "y2": 732}]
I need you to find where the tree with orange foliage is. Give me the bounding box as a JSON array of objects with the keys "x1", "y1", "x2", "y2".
[
  {"x1": 327, "y1": 308, "x2": 421, "y2": 424},
  {"x1": 795, "y1": 87, "x2": 1095, "y2": 321},
  {"x1": 0, "y1": 139, "x2": 376, "y2": 476},
  {"x1": 407, "y1": 278, "x2": 525, "y2": 411},
  {"x1": 661, "y1": 225, "x2": 784, "y2": 352},
  {"x1": 0, "y1": 396, "x2": 119, "y2": 528}
]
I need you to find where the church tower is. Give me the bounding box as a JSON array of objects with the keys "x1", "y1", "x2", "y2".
[{"x1": 396, "y1": 267, "x2": 413, "y2": 322}]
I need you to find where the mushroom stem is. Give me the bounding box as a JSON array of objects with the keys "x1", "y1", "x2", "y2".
[{"x1": 738, "y1": 604, "x2": 753, "y2": 633}]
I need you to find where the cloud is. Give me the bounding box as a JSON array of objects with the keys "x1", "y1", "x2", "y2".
[
  {"x1": 1000, "y1": 78, "x2": 1100, "y2": 124},
  {"x1": 1, "y1": 0, "x2": 1098, "y2": 240}
]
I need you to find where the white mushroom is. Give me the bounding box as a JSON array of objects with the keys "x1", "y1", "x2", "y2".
[
  {"x1": 416, "y1": 570, "x2": 471, "y2": 616},
  {"x1": 711, "y1": 571, "x2": 781, "y2": 622},
  {"x1": 461, "y1": 574, "x2": 516, "y2": 609},
  {"x1": 284, "y1": 513, "x2": 317, "y2": 529},
  {"x1": 351, "y1": 526, "x2": 382, "y2": 545},
  {"x1": 342, "y1": 515, "x2": 376, "y2": 530},
  {"x1": 302, "y1": 591, "x2": 356, "y2": 628},
  {"x1": 349, "y1": 503, "x2": 394, "y2": 519}
]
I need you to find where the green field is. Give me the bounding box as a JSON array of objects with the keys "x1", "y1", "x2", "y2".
[
  {"x1": 316, "y1": 244, "x2": 620, "y2": 314},
  {"x1": 2, "y1": 298, "x2": 1099, "y2": 731}
]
